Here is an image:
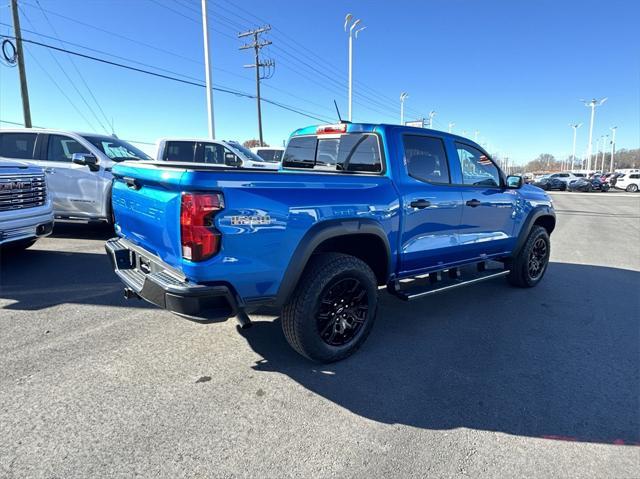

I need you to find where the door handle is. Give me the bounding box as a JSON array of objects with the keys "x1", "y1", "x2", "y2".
[
  {"x1": 466, "y1": 199, "x2": 481, "y2": 207},
  {"x1": 410, "y1": 199, "x2": 431, "y2": 209},
  {"x1": 43, "y1": 168, "x2": 54, "y2": 174}
]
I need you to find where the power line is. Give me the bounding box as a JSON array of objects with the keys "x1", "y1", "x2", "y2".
[
  {"x1": 19, "y1": 5, "x2": 109, "y2": 133},
  {"x1": 4, "y1": 35, "x2": 332, "y2": 123},
  {"x1": 33, "y1": 0, "x2": 112, "y2": 132}
]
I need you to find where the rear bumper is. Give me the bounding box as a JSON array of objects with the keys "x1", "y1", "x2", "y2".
[{"x1": 105, "y1": 237, "x2": 238, "y2": 321}]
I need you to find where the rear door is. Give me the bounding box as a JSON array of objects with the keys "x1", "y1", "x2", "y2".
[
  {"x1": 398, "y1": 134, "x2": 465, "y2": 274},
  {"x1": 453, "y1": 142, "x2": 517, "y2": 259},
  {"x1": 39, "y1": 134, "x2": 100, "y2": 217}
]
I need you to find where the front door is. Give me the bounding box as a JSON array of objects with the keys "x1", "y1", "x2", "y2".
[
  {"x1": 453, "y1": 142, "x2": 517, "y2": 259},
  {"x1": 39, "y1": 134, "x2": 101, "y2": 218}
]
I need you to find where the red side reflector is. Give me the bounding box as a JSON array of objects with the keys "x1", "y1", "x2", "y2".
[
  {"x1": 180, "y1": 192, "x2": 223, "y2": 262},
  {"x1": 316, "y1": 124, "x2": 347, "y2": 135}
]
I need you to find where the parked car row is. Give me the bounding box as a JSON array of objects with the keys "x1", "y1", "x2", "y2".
[{"x1": 529, "y1": 170, "x2": 640, "y2": 193}]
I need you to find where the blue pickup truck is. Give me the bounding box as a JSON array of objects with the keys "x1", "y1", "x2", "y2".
[{"x1": 106, "y1": 123, "x2": 555, "y2": 362}]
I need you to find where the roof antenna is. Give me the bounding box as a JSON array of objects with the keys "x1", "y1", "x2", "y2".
[{"x1": 334, "y1": 100, "x2": 343, "y2": 123}]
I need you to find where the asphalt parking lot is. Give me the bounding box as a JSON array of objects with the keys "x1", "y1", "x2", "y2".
[{"x1": 1, "y1": 193, "x2": 639, "y2": 478}]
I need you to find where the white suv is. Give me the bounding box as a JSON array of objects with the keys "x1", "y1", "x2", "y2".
[
  {"x1": 0, "y1": 129, "x2": 151, "y2": 223},
  {"x1": 615, "y1": 173, "x2": 640, "y2": 192}
]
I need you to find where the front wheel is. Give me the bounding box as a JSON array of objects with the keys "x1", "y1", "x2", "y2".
[
  {"x1": 507, "y1": 225, "x2": 550, "y2": 288},
  {"x1": 281, "y1": 253, "x2": 378, "y2": 363}
]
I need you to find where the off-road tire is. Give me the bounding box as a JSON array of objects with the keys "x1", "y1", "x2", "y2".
[
  {"x1": 281, "y1": 253, "x2": 378, "y2": 363},
  {"x1": 507, "y1": 225, "x2": 550, "y2": 288}
]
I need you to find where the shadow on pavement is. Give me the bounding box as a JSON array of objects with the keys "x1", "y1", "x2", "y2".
[
  {"x1": 0, "y1": 241, "x2": 149, "y2": 312},
  {"x1": 239, "y1": 262, "x2": 640, "y2": 446},
  {"x1": 49, "y1": 220, "x2": 116, "y2": 241}
]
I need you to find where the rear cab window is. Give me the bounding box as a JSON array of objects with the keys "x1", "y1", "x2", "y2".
[
  {"x1": 164, "y1": 141, "x2": 196, "y2": 162},
  {"x1": 283, "y1": 133, "x2": 383, "y2": 173}
]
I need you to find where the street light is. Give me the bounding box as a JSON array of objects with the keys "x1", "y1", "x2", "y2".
[
  {"x1": 344, "y1": 14, "x2": 366, "y2": 122},
  {"x1": 600, "y1": 135, "x2": 608, "y2": 172},
  {"x1": 428, "y1": 110, "x2": 436, "y2": 129},
  {"x1": 399, "y1": 92, "x2": 408, "y2": 125},
  {"x1": 581, "y1": 97, "x2": 607, "y2": 172},
  {"x1": 569, "y1": 123, "x2": 582, "y2": 171},
  {"x1": 609, "y1": 126, "x2": 617, "y2": 172}
]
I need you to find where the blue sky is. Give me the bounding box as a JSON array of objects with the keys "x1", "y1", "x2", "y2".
[{"x1": 0, "y1": 0, "x2": 638, "y2": 164}]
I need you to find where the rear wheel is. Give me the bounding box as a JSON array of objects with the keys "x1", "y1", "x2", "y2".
[
  {"x1": 281, "y1": 253, "x2": 378, "y2": 363},
  {"x1": 507, "y1": 225, "x2": 550, "y2": 288},
  {"x1": 627, "y1": 184, "x2": 639, "y2": 192}
]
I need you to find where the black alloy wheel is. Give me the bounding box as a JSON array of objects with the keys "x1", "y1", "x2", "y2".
[{"x1": 317, "y1": 277, "x2": 369, "y2": 346}]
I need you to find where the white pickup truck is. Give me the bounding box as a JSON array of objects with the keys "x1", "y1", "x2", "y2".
[
  {"x1": 0, "y1": 159, "x2": 54, "y2": 250},
  {"x1": 155, "y1": 138, "x2": 279, "y2": 170}
]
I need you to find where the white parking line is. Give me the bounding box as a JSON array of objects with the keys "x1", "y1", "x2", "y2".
[{"x1": 548, "y1": 191, "x2": 639, "y2": 198}]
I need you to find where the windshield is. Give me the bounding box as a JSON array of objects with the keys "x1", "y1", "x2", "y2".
[
  {"x1": 227, "y1": 142, "x2": 266, "y2": 162},
  {"x1": 82, "y1": 136, "x2": 151, "y2": 162}
]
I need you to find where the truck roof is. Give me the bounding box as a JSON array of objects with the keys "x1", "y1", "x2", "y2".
[{"x1": 289, "y1": 123, "x2": 487, "y2": 151}]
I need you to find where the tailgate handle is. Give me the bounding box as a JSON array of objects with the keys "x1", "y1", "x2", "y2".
[{"x1": 124, "y1": 177, "x2": 141, "y2": 190}]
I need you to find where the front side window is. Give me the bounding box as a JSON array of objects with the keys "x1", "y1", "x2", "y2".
[
  {"x1": 0, "y1": 133, "x2": 37, "y2": 159},
  {"x1": 202, "y1": 143, "x2": 227, "y2": 164},
  {"x1": 47, "y1": 135, "x2": 89, "y2": 162},
  {"x1": 455, "y1": 143, "x2": 501, "y2": 187},
  {"x1": 403, "y1": 135, "x2": 450, "y2": 184}
]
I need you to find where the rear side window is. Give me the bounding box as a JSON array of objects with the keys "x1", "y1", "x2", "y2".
[
  {"x1": 403, "y1": 135, "x2": 450, "y2": 184},
  {"x1": 283, "y1": 134, "x2": 382, "y2": 173},
  {"x1": 164, "y1": 141, "x2": 196, "y2": 162},
  {"x1": 0, "y1": 133, "x2": 37, "y2": 159}
]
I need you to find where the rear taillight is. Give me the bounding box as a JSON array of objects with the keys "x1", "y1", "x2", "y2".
[{"x1": 180, "y1": 192, "x2": 223, "y2": 262}]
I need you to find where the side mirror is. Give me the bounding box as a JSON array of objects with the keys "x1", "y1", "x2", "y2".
[
  {"x1": 72, "y1": 153, "x2": 99, "y2": 171},
  {"x1": 224, "y1": 152, "x2": 242, "y2": 167},
  {"x1": 506, "y1": 175, "x2": 523, "y2": 189}
]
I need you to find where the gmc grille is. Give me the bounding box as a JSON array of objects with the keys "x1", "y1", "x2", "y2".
[{"x1": 0, "y1": 174, "x2": 47, "y2": 212}]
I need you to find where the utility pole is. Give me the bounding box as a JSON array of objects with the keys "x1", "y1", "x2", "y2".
[
  {"x1": 399, "y1": 92, "x2": 408, "y2": 125},
  {"x1": 10, "y1": 0, "x2": 32, "y2": 128},
  {"x1": 581, "y1": 97, "x2": 607, "y2": 172},
  {"x1": 201, "y1": 0, "x2": 215, "y2": 138},
  {"x1": 609, "y1": 126, "x2": 617, "y2": 172},
  {"x1": 569, "y1": 123, "x2": 582, "y2": 171},
  {"x1": 239, "y1": 26, "x2": 274, "y2": 146},
  {"x1": 448, "y1": 122, "x2": 454, "y2": 133}
]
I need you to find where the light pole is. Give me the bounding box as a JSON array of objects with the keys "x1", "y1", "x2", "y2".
[
  {"x1": 344, "y1": 14, "x2": 365, "y2": 122},
  {"x1": 569, "y1": 123, "x2": 582, "y2": 171},
  {"x1": 448, "y1": 121, "x2": 454, "y2": 133},
  {"x1": 428, "y1": 110, "x2": 436, "y2": 129},
  {"x1": 201, "y1": 0, "x2": 215, "y2": 138},
  {"x1": 609, "y1": 126, "x2": 617, "y2": 172},
  {"x1": 600, "y1": 135, "x2": 608, "y2": 172},
  {"x1": 581, "y1": 97, "x2": 607, "y2": 172},
  {"x1": 400, "y1": 92, "x2": 408, "y2": 125}
]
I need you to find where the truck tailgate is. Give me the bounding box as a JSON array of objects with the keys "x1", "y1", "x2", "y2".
[{"x1": 111, "y1": 163, "x2": 185, "y2": 268}]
